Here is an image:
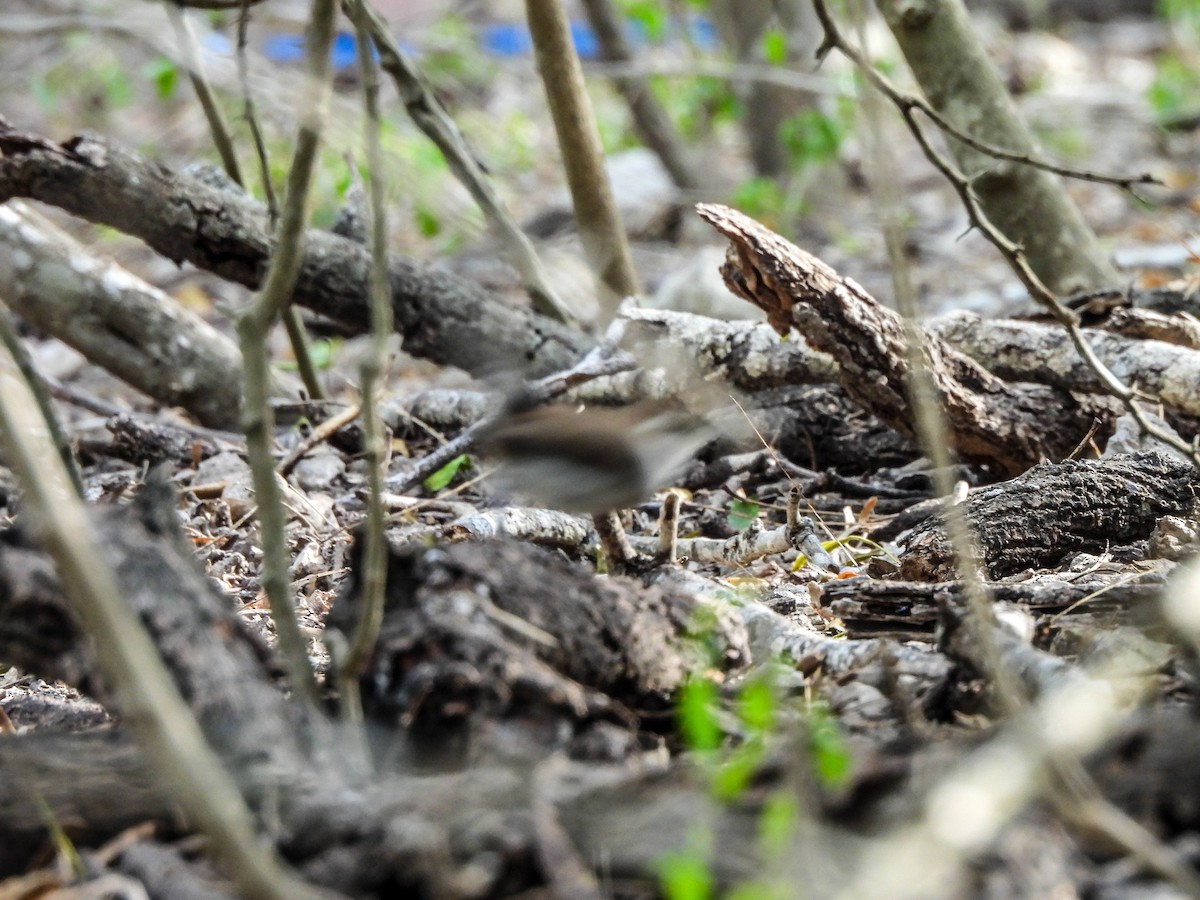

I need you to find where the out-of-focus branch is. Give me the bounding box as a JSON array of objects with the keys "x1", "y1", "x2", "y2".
[
  {"x1": 0, "y1": 306, "x2": 83, "y2": 496},
  {"x1": 0, "y1": 334, "x2": 329, "y2": 900},
  {"x1": 579, "y1": 0, "x2": 700, "y2": 191},
  {"x1": 235, "y1": 0, "x2": 339, "y2": 708},
  {"x1": 524, "y1": 0, "x2": 640, "y2": 325},
  {"x1": 347, "y1": 0, "x2": 577, "y2": 326},
  {"x1": 337, "y1": 0, "x2": 393, "y2": 702},
  {"x1": 169, "y1": 1, "x2": 327, "y2": 401}
]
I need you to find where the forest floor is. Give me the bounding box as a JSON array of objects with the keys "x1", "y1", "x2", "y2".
[{"x1": 4, "y1": 4, "x2": 1200, "y2": 899}]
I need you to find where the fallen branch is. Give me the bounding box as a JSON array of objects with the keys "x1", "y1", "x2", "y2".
[
  {"x1": 931, "y1": 310, "x2": 1200, "y2": 418},
  {"x1": 0, "y1": 118, "x2": 591, "y2": 379},
  {"x1": 697, "y1": 203, "x2": 1116, "y2": 476},
  {"x1": 0, "y1": 205, "x2": 248, "y2": 429},
  {"x1": 896, "y1": 451, "x2": 1199, "y2": 580}
]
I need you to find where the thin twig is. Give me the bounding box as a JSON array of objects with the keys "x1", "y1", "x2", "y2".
[
  {"x1": 813, "y1": 0, "x2": 1200, "y2": 468},
  {"x1": 346, "y1": 0, "x2": 576, "y2": 326},
  {"x1": 235, "y1": 0, "x2": 339, "y2": 707},
  {"x1": 165, "y1": 2, "x2": 243, "y2": 186},
  {"x1": 276, "y1": 402, "x2": 361, "y2": 477},
  {"x1": 831, "y1": 5, "x2": 1199, "y2": 893},
  {"x1": 171, "y1": 0, "x2": 327, "y2": 401},
  {"x1": 1048, "y1": 754, "x2": 1200, "y2": 898},
  {"x1": 386, "y1": 350, "x2": 636, "y2": 493},
  {"x1": 0, "y1": 306, "x2": 84, "y2": 496},
  {"x1": 811, "y1": 1, "x2": 1158, "y2": 195},
  {"x1": 219, "y1": 0, "x2": 326, "y2": 400},
  {"x1": 338, "y1": 0, "x2": 395, "y2": 697},
  {"x1": 655, "y1": 491, "x2": 681, "y2": 564},
  {"x1": 236, "y1": 0, "x2": 278, "y2": 223}
]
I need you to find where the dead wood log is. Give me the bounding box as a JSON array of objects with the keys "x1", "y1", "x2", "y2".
[
  {"x1": 327, "y1": 539, "x2": 751, "y2": 727},
  {"x1": 0, "y1": 479, "x2": 315, "y2": 780},
  {"x1": 0, "y1": 117, "x2": 591, "y2": 380},
  {"x1": 0, "y1": 731, "x2": 163, "y2": 874},
  {"x1": 930, "y1": 310, "x2": 1200, "y2": 420},
  {"x1": 895, "y1": 451, "x2": 1200, "y2": 580},
  {"x1": 938, "y1": 597, "x2": 1083, "y2": 702},
  {"x1": 696, "y1": 203, "x2": 1116, "y2": 476},
  {"x1": 822, "y1": 575, "x2": 1169, "y2": 640},
  {"x1": 0, "y1": 205, "x2": 250, "y2": 430},
  {"x1": 114, "y1": 840, "x2": 241, "y2": 900},
  {"x1": 103, "y1": 414, "x2": 234, "y2": 466},
  {"x1": 1104, "y1": 306, "x2": 1200, "y2": 349},
  {"x1": 615, "y1": 306, "x2": 836, "y2": 392}
]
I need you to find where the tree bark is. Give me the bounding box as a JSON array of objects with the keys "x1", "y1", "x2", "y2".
[
  {"x1": 697, "y1": 202, "x2": 1116, "y2": 475},
  {"x1": 930, "y1": 310, "x2": 1200, "y2": 417},
  {"x1": 896, "y1": 451, "x2": 1199, "y2": 580},
  {"x1": 0, "y1": 206, "x2": 248, "y2": 429},
  {"x1": 0, "y1": 118, "x2": 591, "y2": 380}
]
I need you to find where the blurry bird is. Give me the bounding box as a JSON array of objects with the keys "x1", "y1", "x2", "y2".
[{"x1": 478, "y1": 400, "x2": 715, "y2": 515}]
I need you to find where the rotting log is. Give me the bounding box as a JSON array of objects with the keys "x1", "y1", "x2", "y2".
[
  {"x1": 697, "y1": 203, "x2": 1117, "y2": 476},
  {"x1": 895, "y1": 451, "x2": 1199, "y2": 580}
]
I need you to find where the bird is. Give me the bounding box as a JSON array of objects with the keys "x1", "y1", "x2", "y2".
[{"x1": 478, "y1": 400, "x2": 715, "y2": 515}]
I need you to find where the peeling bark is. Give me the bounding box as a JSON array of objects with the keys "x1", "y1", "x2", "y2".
[
  {"x1": 895, "y1": 451, "x2": 1199, "y2": 580},
  {"x1": 697, "y1": 203, "x2": 1116, "y2": 475}
]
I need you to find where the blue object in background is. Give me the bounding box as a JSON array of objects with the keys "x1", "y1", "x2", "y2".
[
  {"x1": 331, "y1": 32, "x2": 360, "y2": 69},
  {"x1": 262, "y1": 33, "x2": 305, "y2": 64},
  {"x1": 483, "y1": 22, "x2": 606, "y2": 59},
  {"x1": 689, "y1": 16, "x2": 718, "y2": 50},
  {"x1": 261, "y1": 31, "x2": 380, "y2": 69},
  {"x1": 480, "y1": 16, "x2": 715, "y2": 60},
  {"x1": 245, "y1": 16, "x2": 716, "y2": 68},
  {"x1": 571, "y1": 19, "x2": 599, "y2": 58},
  {"x1": 480, "y1": 22, "x2": 531, "y2": 58}
]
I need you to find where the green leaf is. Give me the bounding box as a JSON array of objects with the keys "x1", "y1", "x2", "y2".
[
  {"x1": 757, "y1": 792, "x2": 799, "y2": 858},
  {"x1": 738, "y1": 677, "x2": 776, "y2": 735},
  {"x1": 809, "y1": 705, "x2": 853, "y2": 788},
  {"x1": 659, "y1": 849, "x2": 713, "y2": 900},
  {"x1": 678, "y1": 677, "x2": 722, "y2": 752},
  {"x1": 415, "y1": 205, "x2": 442, "y2": 238},
  {"x1": 621, "y1": 0, "x2": 668, "y2": 41},
  {"x1": 730, "y1": 177, "x2": 783, "y2": 222},
  {"x1": 144, "y1": 56, "x2": 179, "y2": 101},
  {"x1": 423, "y1": 454, "x2": 470, "y2": 492},
  {"x1": 761, "y1": 29, "x2": 786, "y2": 66},
  {"x1": 1148, "y1": 53, "x2": 1196, "y2": 122},
  {"x1": 308, "y1": 338, "x2": 338, "y2": 370},
  {"x1": 97, "y1": 62, "x2": 133, "y2": 109},
  {"x1": 779, "y1": 108, "x2": 845, "y2": 168},
  {"x1": 711, "y1": 741, "x2": 762, "y2": 800},
  {"x1": 668, "y1": 75, "x2": 740, "y2": 137},
  {"x1": 726, "y1": 497, "x2": 760, "y2": 532}
]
